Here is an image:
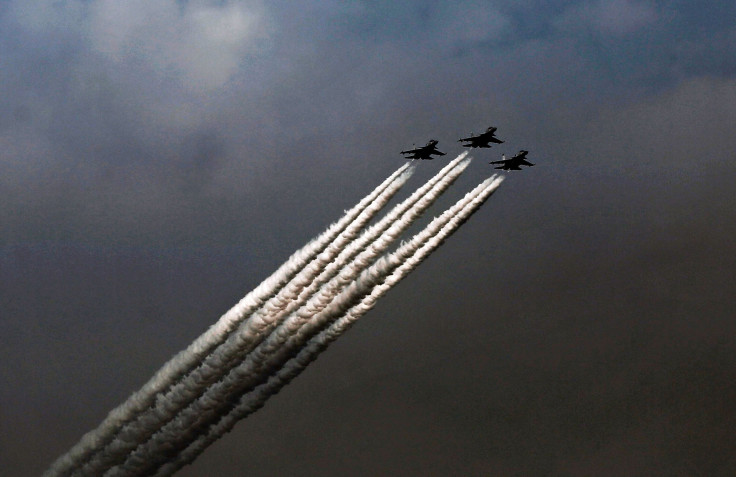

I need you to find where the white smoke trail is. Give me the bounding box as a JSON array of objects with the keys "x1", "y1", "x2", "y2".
[
  {"x1": 68, "y1": 166, "x2": 414, "y2": 477},
  {"x1": 116, "y1": 174, "x2": 502, "y2": 476},
  {"x1": 256, "y1": 152, "x2": 469, "y2": 319},
  {"x1": 154, "y1": 176, "x2": 503, "y2": 476},
  {"x1": 238, "y1": 159, "x2": 473, "y2": 384},
  {"x1": 212, "y1": 154, "x2": 470, "y2": 375},
  {"x1": 83, "y1": 156, "x2": 469, "y2": 476},
  {"x1": 45, "y1": 163, "x2": 413, "y2": 477}
]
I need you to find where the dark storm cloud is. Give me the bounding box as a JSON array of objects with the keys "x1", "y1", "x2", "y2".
[
  {"x1": 2, "y1": 0, "x2": 736, "y2": 475},
  {"x1": 1, "y1": 0, "x2": 273, "y2": 247},
  {"x1": 2, "y1": 1, "x2": 732, "y2": 247}
]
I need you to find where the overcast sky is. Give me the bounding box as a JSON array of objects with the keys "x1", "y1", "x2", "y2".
[{"x1": 2, "y1": 1, "x2": 735, "y2": 475}]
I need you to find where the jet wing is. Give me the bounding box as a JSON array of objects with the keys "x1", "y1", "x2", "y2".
[
  {"x1": 459, "y1": 134, "x2": 503, "y2": 146},
  {"x1": 402, "y1": 140, "x2": 443, "y2": 159}
]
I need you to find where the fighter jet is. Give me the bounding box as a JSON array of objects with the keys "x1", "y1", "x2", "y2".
[
  {"x1": 400, "y1": 139, "x2": 446, "y2": 160},
  {"x1": 489, "y1": 150, "x2": 534, "y2": 170},
  {"x1": 458, "y1": 127, "x2": 504, "y2": 148}
]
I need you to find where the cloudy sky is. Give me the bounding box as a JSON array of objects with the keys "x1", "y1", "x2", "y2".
[{"x1": 2, "y1": 1, "x2": 735, "y2": 475}]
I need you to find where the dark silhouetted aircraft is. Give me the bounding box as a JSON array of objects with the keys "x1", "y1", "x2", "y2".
[
  {"x1": 458, "y1": 127, "x2": 504, "y2": 148},
  {"x1": 400, "y1": 139, "x2": 446, "y2": 160},
  {"x1": 489, "y1": 150, "x2": 534, "y2": 170}
]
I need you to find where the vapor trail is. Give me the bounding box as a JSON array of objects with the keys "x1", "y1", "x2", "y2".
[
  {"x1": 155, "y1": 176, "x2": 503, "y2": 476},
  {"x1": 203, "y1": 154, "x2": 470, "y2": 378},
  {"x1": 116, "y1": 173, "x2": 501, "y2": 476},
  {"x1": 68, "y1": 165, "x2": 414, "y2": 477},
  {"x1": 85, "y1": 156, "x2": 469, "y2": 476},
  {"x1": 253, "y1": 152, "x2": 468, "y2": 324},
  {"x1": 45, "y1": 163, "x2": 413, "y2": 477}
]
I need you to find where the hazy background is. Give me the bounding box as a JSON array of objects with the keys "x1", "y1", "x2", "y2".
[{"x1": 2, "y1": 1, "x2": 735, "y2": 475}]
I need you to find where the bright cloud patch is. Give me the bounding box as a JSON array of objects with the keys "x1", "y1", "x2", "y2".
[
  {"x1": 442, "y1": 0, "x2": 510, "y2": 45},
  {"x1": 87, "y1": 0, "x2": 269, "y2": 89}
]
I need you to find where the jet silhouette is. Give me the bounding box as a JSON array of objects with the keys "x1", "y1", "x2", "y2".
[
  {"x1": 489, "y1": 150, "x2": 534, "y2": 170},
  {"x1": 400, "y1": 139, "x2": 446, "y2": 160},
  {"x1": 458, "y1": 127, "x2": 504, "y2": 148}
]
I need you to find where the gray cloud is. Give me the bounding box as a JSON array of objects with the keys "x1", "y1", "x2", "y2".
[
  {"x1": 554, "y1": 0, "x2": 658, "y2": 36},
  {"x1": 2, "y1": 0, "x2": 736, "y2": 475}
]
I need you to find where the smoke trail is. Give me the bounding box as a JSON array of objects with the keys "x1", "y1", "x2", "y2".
[
  {"x1": 80, "y1": 156, "x2": 469, "y2": 476},
  {"x1": 116, "y1": 174, "x2": 501, "y2": 476},
  {"x1": 45, "y1": 163, "x2": 413, "y2": 477},
  {"x1": 238, "y1": 159, "x2": 473, "y2": 384},
  {"x1": 154, "y1": 176, "x2": 503, "y2": 476},
  {"x1": 246, "y1": 152, "x2": 468, "y2": 337},
  {"x1": 212, "y1": 154, "x2": 470, "y2": 375},
  {"x1": 67, "y1": 166, "x2": 414, "y2": 477}
]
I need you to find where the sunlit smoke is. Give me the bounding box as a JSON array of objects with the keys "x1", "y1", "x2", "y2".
[
  {"x1": 111, "y1": 157, "x2": 473, "y2": 475},
  {"x1": 46, "y1": 163, "x2": 412, "y2": 476},
  {"x1": 45, "y1": 157, "x2": 504, "y2": 477},
  {"x1": 152, "y1": 176, "x2": 503, "y2": 476}
]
